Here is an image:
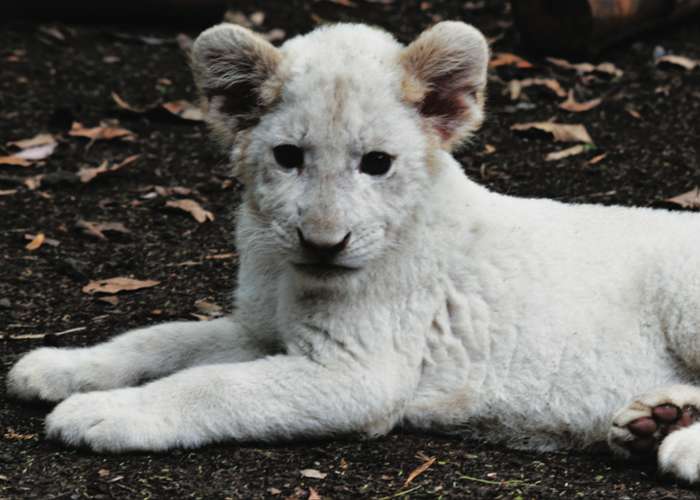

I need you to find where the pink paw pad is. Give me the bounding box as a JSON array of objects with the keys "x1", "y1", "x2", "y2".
[{"x1": 625, "y1": 404, "x2": 698, "y2": 454}]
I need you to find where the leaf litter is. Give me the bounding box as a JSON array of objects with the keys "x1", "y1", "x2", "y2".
[
  {"x1": 1, "y1": 133, "x2": 57, "y2": 166},
  {"x1": 77, "y1": 154, "x2": 140, "y2": 183},
  {"x1": 559, "y1": 90, "x2": 603, "y2": 112},
  {"x1": 166, "y1": 199, "x2": 214, "y2": 223},
  {"x1": 69, "y1": 121, "x2": 135, "y2": 142},
  {"x1": 82, "y1": 277, "x2": 160, "y2": 295},
  {"x1": 511, "y1": 122, "x2": 594, "y2": 144},
  {"x1": 75, "y1": 220, "x2": 130, "y2": 240}
]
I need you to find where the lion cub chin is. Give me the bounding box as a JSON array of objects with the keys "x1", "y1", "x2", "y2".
[{"x1": 8, "y1": 20, "x2": 700, "y2": 484}]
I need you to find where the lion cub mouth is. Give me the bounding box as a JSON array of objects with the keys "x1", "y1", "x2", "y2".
[{"x1": 292, "y1": 262, "x2": 359, "y2": 277}]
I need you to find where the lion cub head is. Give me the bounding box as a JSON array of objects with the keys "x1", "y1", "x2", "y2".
[{"x1": 192, "y1": 22, "x2": 488, "y2": 275}]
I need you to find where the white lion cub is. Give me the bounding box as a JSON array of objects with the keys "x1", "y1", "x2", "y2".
[{"x1": 7, "y1": 21, "x2": 700, "y2": 482}]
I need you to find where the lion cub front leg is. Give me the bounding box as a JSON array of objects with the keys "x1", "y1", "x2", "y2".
[
  {"x1": 608, "y1": 385, "x2": 700, "y2": 482},
  {"x1": 7, "y1": 317, "x2": 268, "y2": 403}
]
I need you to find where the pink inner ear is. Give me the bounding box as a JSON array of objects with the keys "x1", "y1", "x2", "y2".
[{"x1": 419, "y1": 72, "x2": 474, "y2": 141}]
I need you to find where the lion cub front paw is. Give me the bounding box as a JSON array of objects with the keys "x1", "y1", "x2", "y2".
[
  {"x1": 7, "y1": 347, "x2": 88, "y2": 402},
  {"x1": 608, "y1": 385, "x2": 700, "y2": 459}
]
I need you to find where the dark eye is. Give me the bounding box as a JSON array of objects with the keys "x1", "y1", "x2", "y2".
[
  {"x1": 360, "y1": 151, "x2": 393, "y2": 176},
  {"x1": 273, "y1": 144, "x2": 304, "y2": 169}
]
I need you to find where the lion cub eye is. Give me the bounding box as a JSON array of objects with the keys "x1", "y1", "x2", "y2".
[
  {"x1": 273, "y1": 144, "x2": 304, "y2": 170},
  {"x1": 360, "y1": 151, "x2": 393, "y2": 176}
]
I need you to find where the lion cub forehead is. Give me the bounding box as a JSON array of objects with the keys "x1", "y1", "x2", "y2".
[{"x1": 279, "y1": 24, "x2": 405, "y2": 93}]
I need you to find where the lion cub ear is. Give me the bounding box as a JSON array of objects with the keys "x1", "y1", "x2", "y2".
[
  {"x1": 191, "y1": 23, "x2": 282, "y2": 146},
  {"x1": 401, "y1": 21, "x2": 489, "y2": 150}
]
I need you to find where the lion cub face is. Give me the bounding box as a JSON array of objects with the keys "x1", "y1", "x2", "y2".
[{"x1": 192, "y1": 22, "x2": 489, "y2": 274}]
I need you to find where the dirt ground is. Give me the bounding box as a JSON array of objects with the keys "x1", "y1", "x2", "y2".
[{"x1": 1, "y1": 1, "x2": 700, "y2": 498}]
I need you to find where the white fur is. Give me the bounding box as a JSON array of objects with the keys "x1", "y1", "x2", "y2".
[{"x1": 7, "y1": 22, "x2": 700, "y2": 482}]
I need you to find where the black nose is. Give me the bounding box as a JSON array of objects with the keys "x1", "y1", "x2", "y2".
[{"x1": 297, "y1": 229, "x2": 351, "y2": 262}]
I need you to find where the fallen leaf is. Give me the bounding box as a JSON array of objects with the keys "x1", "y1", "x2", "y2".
[
  {"x1": 0, "y1": 189, "x2": 17, "y2": 196},
  {"x1": 545, "y1": 144, "x2": 589, "y2": 161},
  {"x1": 511, "y1": 122, "x2": 593, "y2": 144},
  {"x1": 0, "y1": 155, "x2": 31, "y2": 167},
  {"x1": 483, "y1": 144, "x2": 496, "y2": 154},
  {"x1": 194, "y1": 299, "x2": 223, "y2": 318},
  {"x1": 82, "y1": 277, "x2": 160, "y2": 295},
  {"x1": 162, "y1": 100, "x2": 204, "y2": 121},
  {"x1": 589, "y1": 153, "x2": 607, "y2": 165},
  {"x1": 24, "y1": 174, "x2": 44, "y2": 190},
  {"x1": 547, "y1": 57, "x2": 623, "y2": 78},
  {"x1": 262, "y1": 29, "x2": 286, "y2": 43},
  {"x1": 25, "y1": 233, "x2": 59, "y2": 247},
  {"x1": 69, "y1": 121, "x2": 135, "y2": 141},
  {"x1": 559, "y1": 90, "x2": 602, "y2": 112},
  {"x1": 76, "y1": 220, "x2": 130, "y2": 240},
  {"x1": 666, "y1": 188, "x2": 700, "y2": 209},
  {"x1": 4, "y1": 428, "x2": 38, "y2": 441},
  {"x1": 507, "y1": 78, "x2": 566, "y2": 100},
  {"x1": 308, "y1": 487, "x2": 322, "y2": 500},
  {"x1": 404, "y1": 455, "x2": 436, "y2": 487},
  {"x1": 625, "y1": 107, "x2": 642, "y2": 120},
  {"x1": 25, "y1": 233, "x2": 45, "y2": 251},
  {"x1": 154, "y1": 185, "x2": 192, "y2": 197},
  {"x1": 78, "y1": 155, "x2": 140, "y2": 183},
  {"x1": 166, "y1": 199, "x2": 214, "y2": 223},
  {"x1": 655, "y1": 54, "x2": 699, "y2": 71},
  {"x1": 267, "y1": 487, "x2": 282, "y2": 496},
  {"x1": 97, "y1": 468, "x2": 111, "y2": 478},
  {"x1": 300, "y1": 469, "x2": 327, "y2": 480},
  {"x1": 111, "y1": 91, "x2": 151, "y2": 113},
  {"x1": 7, "y1": 133, "x2": 56, "y2": 149},
  {"x1": 489, "y1": 52, "x2": 533, "y2": 69},
  {"x1": 97, "y1": 295, "x2": 119, "y2": 305}
]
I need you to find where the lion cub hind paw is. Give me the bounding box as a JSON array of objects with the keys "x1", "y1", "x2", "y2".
[{"x1": 609, "y1": 386, "x2": 700, "y2": 458}]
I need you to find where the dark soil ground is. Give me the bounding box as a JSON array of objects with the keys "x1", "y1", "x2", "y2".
[{"x1": 1, "y1": 1, "x2": 700, "y2": 498}]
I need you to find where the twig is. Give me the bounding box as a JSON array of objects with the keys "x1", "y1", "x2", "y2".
[
  {"x1": 377, "y1": 485, "x2": 423, "y2": 499},
  {"x1": 458, "y1": 474, "x2": 538, "y2": 488},
  {"x1": 4, "y1": 326, "x2": 87, "y2": 340}
]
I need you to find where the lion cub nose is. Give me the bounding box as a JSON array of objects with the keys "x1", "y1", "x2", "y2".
[{"x1": 297, "y1": 229, "x2": 351, "y2": 262}]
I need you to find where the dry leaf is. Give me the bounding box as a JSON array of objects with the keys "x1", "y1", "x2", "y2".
[
  {"x1": 166, "y1": 199, "x2": 214, "y2": 223},
  {"x1": 0, "y1": 189, "x2": 17, "y2": 196},
  {"x1": 507, "y1": 78, "x2": 566, "y2": 100},
  {"x1": 511, "y1": 122, "x2": 593, "y2": 144},
  {"x1": 300, "y1": 469, "x2": 327, "y2": 480},
  {"x1": 76, "y1": 220, "x2": 130, "y2": 240},
  {"x1": 625, "y1": 107, "x2": 642, "y2": 120},
  {"x1": 24, "y1": 174, "x2": 44, "y2": 190},
  {"x1": 25, "y1": 233, "x2": 59, "y2": 247},
  {"x1": 82, "y1": 277, "x2": 160, "y2": 295},
  {"x1": 666, "y1": 188, "x2": 700, "y2": 209},
  {"x1": 4, "y1": 428, "x2": 38, "y2": 441},
  {"x1": 267, "y1": 487, "x2": 282, "y2": 496},
  {"x1": 78, "y1": 154, "x2": 140, "y2": 183},
  {"x1": 194, "y1": 299, "x2": 223, "y2": 318},
  {"x1": 655, "y1": 54, "x2": 698, "y2": 71},
  {"x1": 69, "y1": 121, "x2": 135, "y2": 141},
  {"x1": 154, "y1": 185, "x2": 192, "y2": 197},
  {"x1": 97, "y1": 468, "x2": 111, "y2": 478},
  {"x1": 112, "y1": 91, "x2": 150, "y2": 113},
  {"x1": 545, "y1": 144, "x2": 589, "y2": 161},
  {"x1": 162, "y1": 100, "x2": 204, "y2": 122},
  {"x1": 7, "y1": 133, "x2": 56, "y2": 149},
  {"x1": 0, "y1": 155, "x2": 31, "y2": 167},
  {"x1": 404, "y1": 455, "x2": 436, "y2": 487},
  {"x1": 483, "y1": 144, "x2": 496, "y2": 155},
  {"x1": 589, "y1": 153, "x2": 607, "y2": 165},
  {"x1": 308, "y1": 487, "x2": 322, "y2": 500},
  {"x1": 559, "y1": 90, "x2": 602, "y2": 112},
  {"x1": 25, "y1": 232, "x2": 45, "y2": 251},
  {"x1": 98, "y1": 295, "x2": 120, "y2": 305},
  {"x1": 547, "y1": 57, "x2": 623, "y2": 78},
  {"x1": 489, "y1": 52, "x2": 533, "y2": 69}
]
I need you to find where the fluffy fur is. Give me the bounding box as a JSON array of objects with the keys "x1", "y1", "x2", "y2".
[{"x1": 7, "y1": 21, "x2": 700, "y2": 482}]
